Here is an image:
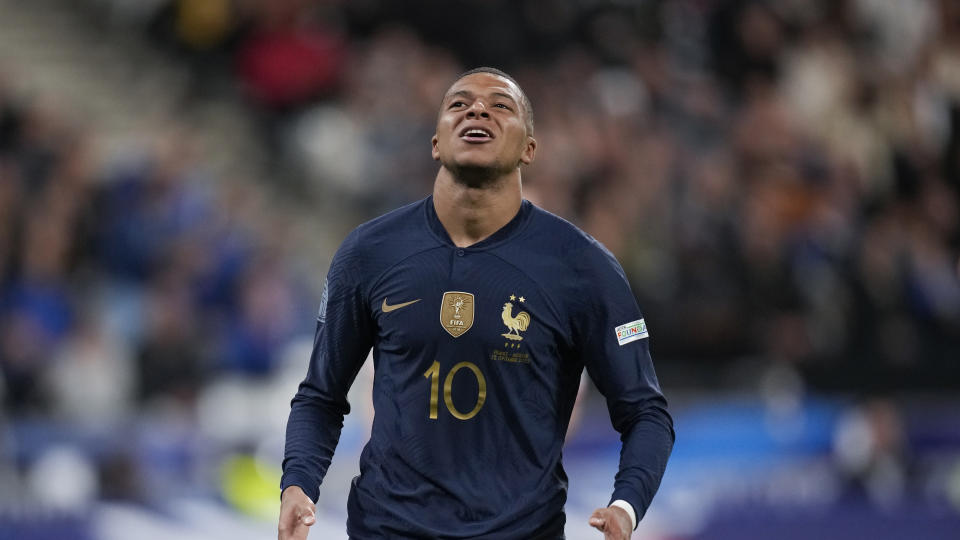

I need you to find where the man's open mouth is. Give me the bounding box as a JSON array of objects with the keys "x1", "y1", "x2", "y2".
[{"x1": 459, "y1": 127, "x2": 494, "y2": 143}]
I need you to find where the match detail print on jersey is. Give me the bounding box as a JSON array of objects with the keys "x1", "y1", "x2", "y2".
[
  {"x1": 382, "y1": 298, "x2": 421, "y2": 313},
  {"x1": 440, "y1": 291, "x2": 475, "y2": 337},
  {"x1": 615, "y1": 318, "x2": 649, "y2": 345}
]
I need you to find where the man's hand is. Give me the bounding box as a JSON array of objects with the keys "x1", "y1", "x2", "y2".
[
  {"x1": 588, "y1": 505, "x2": 632, "y2": 540},
  {"x1": 278, "y1": 485, "x2": 316, "y2": 540}
]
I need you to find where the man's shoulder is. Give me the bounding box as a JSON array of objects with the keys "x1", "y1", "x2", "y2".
[
  {"x1": 353, "y1": 197, "x2": 429, "y2": 238},
  {"x1": 525, "y1": 203, "x2": 619, "y2": 266},
  {"x1": 518, "y1": 204, "x2": 629, "y2": 291},
  {"x1": 333, "y1": 197, "x2": 436, "y2": 275}
]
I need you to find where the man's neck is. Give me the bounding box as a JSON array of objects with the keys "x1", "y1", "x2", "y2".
[{"x1": 432, "y1": 167, "x2": 523, "y2": 248}]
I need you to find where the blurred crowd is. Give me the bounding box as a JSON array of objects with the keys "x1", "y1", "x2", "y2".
[
  {"x1": 0, "y1": 80, "x2": 316, "y2": 418},
  {"x1": 2, "y1": 0, "x2": 960, "y2": 530},
  {"x1": 110, "y1": 0, "x2": 960, "y2": 390}
]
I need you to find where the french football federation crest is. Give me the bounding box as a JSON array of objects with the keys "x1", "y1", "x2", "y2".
[
  {"x1": 500, "y1": 300, "x2": 530, "y2": 341},
  {"x1": 441, "y1": 291, "x2": 475, "y2": 337}
]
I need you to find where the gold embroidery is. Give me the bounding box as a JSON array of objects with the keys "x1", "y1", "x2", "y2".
[
  {"x1": 382, "y1": 298, "x2": 421, "y2": 312},
  {"x1": 440, "y1": 291, "x2": 475, "y2": 337},
  {"x1": 500, "y1": 301, "x2": 530, "y2": 341}
]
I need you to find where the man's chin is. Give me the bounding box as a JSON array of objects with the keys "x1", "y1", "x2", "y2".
[{"x1": 448, "y1": 163, "x2": 507, "y2": 188}]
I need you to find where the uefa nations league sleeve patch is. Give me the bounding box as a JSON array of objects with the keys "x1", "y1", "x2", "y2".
[{"x1": 615, "y1": 319, "x2": 648, "y2": 345}]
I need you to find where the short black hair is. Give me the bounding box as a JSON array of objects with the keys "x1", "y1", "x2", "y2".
[{"x1": 451, "y1": 66, "x2": 534, "y2": 135}]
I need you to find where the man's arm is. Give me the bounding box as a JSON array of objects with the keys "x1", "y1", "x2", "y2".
[
  {"x1": 281, "y1": 230, "x2": 374, "y2": 502},
  {"x1": 574, "y1": 243, "x2": 675, "y2": 533}
]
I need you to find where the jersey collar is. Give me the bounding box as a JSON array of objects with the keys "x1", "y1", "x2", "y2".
[{"x1": 424, "y1": 195, "x2": 534, "y2": 250}]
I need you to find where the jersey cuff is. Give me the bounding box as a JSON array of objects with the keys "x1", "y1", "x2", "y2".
[
  {"x1": 280, "y1": 471, "x2": 319, "y2": 502},
  {"x1": 610, "y1": 499, "x2": 637, "y2": 530}
]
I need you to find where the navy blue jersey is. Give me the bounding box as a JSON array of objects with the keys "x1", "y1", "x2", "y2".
[{"x1": 282, "y1": 197, "x2": 673, "y2": 539}]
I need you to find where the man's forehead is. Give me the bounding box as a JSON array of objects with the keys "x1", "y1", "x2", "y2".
[{"x1": 444, "y1": 73, "x2": 522, "y2": 101}]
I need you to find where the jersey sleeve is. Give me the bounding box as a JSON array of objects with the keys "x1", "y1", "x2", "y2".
[
  {"x1": 281, "y1": 229, "x2": 375, "y2": 502},
  {"x1": 572, "y1": 242, "x2": 674, "y2": 525}
]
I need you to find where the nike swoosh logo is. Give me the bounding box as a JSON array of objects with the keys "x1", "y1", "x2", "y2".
[{"x1": 382, "y1": 298, "x2": 421, "y2": 313}]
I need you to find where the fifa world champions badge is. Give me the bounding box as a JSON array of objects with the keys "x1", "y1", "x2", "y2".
[{"x1": 440, "y1": 291, "x2": 475, "y2": 337}]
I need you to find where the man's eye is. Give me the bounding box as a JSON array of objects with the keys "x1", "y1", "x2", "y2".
[
  {"x1": 450, "y1": 101, "x2": 465, "y2": 108},
  {"x1": 495, "y1": 103, "x2": 511, "y2": 110}
]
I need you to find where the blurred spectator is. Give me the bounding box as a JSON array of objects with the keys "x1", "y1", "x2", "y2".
[
  {"x1": 136, "y1": 264, "x2": 208, "y2": 408},
  {"x1": 44, "y1": 313, "x2": 134, "y2": 425},
  {"x1": 96, "y1": 136, "x2": 211, "y2": 283},
  {"x1": 833, "y1": 399, "x2": 909, "y2": 507},
  {"x1": 172, "y1": 0, "x2": 236, "y2": 53},
  {"x1": 147, "y1": 0, "x2": 244, "y2": 100},
  {"x1": 235, "y1": 0, "x2": 345, "y2": 109},
  {"x1": 219, "y1": 255, "x2": 300, "y2": 375}
]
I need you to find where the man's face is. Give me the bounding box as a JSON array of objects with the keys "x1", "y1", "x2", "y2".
[{"x1": 431, "y1": 73, "x2": 536, "y2": 182}]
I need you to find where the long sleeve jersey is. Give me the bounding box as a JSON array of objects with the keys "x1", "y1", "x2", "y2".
[{"x1": 282, "y1": 196, "x2": 674, "y2": 539}]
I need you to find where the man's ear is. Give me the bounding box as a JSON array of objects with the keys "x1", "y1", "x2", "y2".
[
  {"x1": 431, "y1": 135, "x2": 440, "y2": 161},
  {"x1": 519, "y1": 136, "x2": 537, "y2": 165}
]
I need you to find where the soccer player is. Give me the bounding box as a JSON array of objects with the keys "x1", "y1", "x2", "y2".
[{"x1": 278, "y1": 67, "x2": 674, "y2": 540}]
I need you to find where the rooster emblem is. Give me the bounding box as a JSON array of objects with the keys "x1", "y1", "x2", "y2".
[{"x1": 501, "y1": 302, "x2": 530, "y2": 341}]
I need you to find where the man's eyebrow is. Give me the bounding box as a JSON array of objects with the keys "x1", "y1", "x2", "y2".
[
  {"x1": 490, "y1": 91, "x2": 518, "y2": 104},
  {"x1": 445, "y1": 89, "x2": 474, "y2": 101},
  {"x1": 444, "y1": 89, "x2": 518, "y2": 104}
]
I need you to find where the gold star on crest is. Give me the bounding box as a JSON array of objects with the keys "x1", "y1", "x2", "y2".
[
  {"x1": 509, "y1": 294, "x2": 516, "y2": 301},
  {"x1": 518, "y1": 296, "x2": 525, "y2": 303}
]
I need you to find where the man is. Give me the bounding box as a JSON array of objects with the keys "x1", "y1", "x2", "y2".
[{"x1": 279, "y1": 67, "x2": 674, "y2": 540}]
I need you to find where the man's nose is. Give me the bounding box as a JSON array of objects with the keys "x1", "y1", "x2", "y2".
[{"x1": 466, "y1": 101, "x2": 489, "y2": 119}]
